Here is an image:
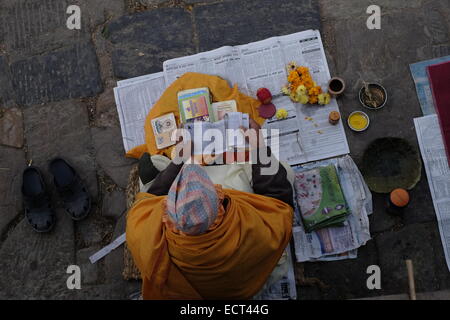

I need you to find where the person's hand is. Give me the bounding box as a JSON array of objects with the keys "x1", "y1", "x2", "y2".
[{"x1": 171, "y1": 126, "x2": 193, "y2": 164}]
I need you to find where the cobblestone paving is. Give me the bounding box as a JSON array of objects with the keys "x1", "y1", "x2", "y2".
[{"x1": 0, "y1": 0, "x2": 449, "y2": 299}]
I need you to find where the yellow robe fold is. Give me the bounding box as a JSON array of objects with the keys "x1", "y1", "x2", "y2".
[
  {"x1": 126, "y1": 189, "x2": 293, "y2": 300},
  {"x1": 125, "y1": 72, "x2": 264, "y2": 159}
]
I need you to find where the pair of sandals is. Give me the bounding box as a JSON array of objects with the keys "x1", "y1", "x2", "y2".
[{"x1": 22, "y1": 158, "x2": 91, "y2": 233}]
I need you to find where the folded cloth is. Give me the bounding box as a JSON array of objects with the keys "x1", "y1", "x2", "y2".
[
  {"x1": 294, "y1": 165, "x2": 348, "y2": 232},
  {"x1": 427, "y1": 61, "x2": 450, "y2": 166}
]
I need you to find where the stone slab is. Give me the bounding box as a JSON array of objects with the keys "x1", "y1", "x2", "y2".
[
  {"x1": 0, "y1": 0, "x2": 90, "y2": 60},
  {"x1": 107, "y1": 8, "x2": 196, "y2": 78},
  {"x1": 0, "y1": 107, "x2": 24, "y2": 148},
  {"x1": 187, "y1": 0, "x2": 223, "y2": 3},
  {"x1": 300, "y1": 239, "x2": 379, "y2": 299},
  {"x1": 92, "y1": 127, "x2": 136, "y2": 189},
  {"x1": 0, "y1": 0, "x2": 124, "y2": 59},
  {"x1": 76, "y1": 213, "x2": 114, "y2": 247},
  {"x1": 194, "y1": 0, "x2": 321, "y2": 51},
  {"x1": 23, "y1": 100, "x2": 98, "y2": 200},
  {"x1": 319, "y1": 0, "x2": 423, "y2": 20},
  {"x1": 0, "y1": 56, "x2": 14, "y2": 106},
  {"x1": 102, "y1": 189, "x2": 127, "y2": 220},
  {"x1": 11, "y1": 41, "x2": 103, "y2": 106},
  {"x1": 0, "y1": 146, "x2": 26, "y2": 236},
  {"x1": 375, "y1": 222, "x2": 443, "y2": 295},
  {"x1": 103, "y1": 213, "x2": 141, "y2": 299},
  {"x1": 0, "y1": 209, "x2": 77, "y2": 299},
  {"x1": 77, "y1": 246, "x2": 100, "y2": 285}
]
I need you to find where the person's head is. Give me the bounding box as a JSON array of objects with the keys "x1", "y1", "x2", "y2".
[{"x1": 166, "y1": 164, "x2": 220, "y2": 235}]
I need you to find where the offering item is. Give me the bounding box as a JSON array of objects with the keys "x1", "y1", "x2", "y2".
[
  {"x1": 256, "y1": 88, "x2": 273, "y2": 105},
  {"x1": 348, "y1": 111, "x2": 370, "y2": 132},
  {"x1": 329, "y1": 111, "x2": 341, "y2": 125},
  {"x1": 328, "y1": 77, "x2": 346, "y2": 96},
  {"x1": 359, "y1": 82, "x2": 387, "y2": 110}
]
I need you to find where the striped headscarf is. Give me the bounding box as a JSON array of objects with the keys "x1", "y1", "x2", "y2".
[{"x1": 166, "y1": 164, "x2": 219, "y2": 235}]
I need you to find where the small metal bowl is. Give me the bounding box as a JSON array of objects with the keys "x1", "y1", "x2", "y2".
[
  {"x1": 348, "y1": 111, "x2": 370, "y2": 132},
  {"x1": 359, "y1": 83, "x2": 387, "y2": 110}
]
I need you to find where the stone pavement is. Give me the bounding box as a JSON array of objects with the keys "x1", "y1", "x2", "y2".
[{"x1": 0, "y1": 0, "x2": 449, "y2": 299}]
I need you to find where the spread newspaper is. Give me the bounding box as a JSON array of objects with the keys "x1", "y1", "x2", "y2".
[
  {"x1": 112, "y1": 30, "x2": 368, "y2": 298},
  {"x1": 163, "y1": 30, "x2": 349, "y2": 165},
  {"x1": 114, "y1": 72, "x2": 167, "y2": 152},
  {"x1": 115, "y1": 29, "x2": 349, "y2": 165},
  {"x1": 253, "y1": 244, "x2": 297, "y2": 300},
  {"x1": 292, "y1": 155, "x2": 372, "y2": 262},
  {"x1": 414, "y1": 114, "x2": 450, "y2": 271}
]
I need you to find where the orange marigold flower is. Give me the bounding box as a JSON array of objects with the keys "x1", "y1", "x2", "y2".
[
  {"x1": 297, "y1": 66, "x2": 309, "y2": 75},
  {"x1": 289, "y1": 70, "x2": 300, "y2": 78},
  {"x1": 303, "y1": 79, "x2": 314, "y2": 89},
  {"x1": 308, "y1": 86, "x2": 322, "y2": 96},
  {"x1": 309, "y1": 95, "x2": 319, "y2": 104}
]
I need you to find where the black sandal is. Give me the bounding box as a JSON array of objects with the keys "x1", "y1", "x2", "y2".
[
  {"x1": 49, "y1": 158, "x2": 91, "y2": 221},
  {"x1": 22, "y1": 166, "x2": 56, "y2": 233}
]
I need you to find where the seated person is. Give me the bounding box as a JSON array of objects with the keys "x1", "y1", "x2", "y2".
[{"x1": 126, "y1": 119, "x2": 294, "y2": 299}]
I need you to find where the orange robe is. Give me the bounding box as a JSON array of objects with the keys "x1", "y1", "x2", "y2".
[
  {"x1": 126, "y1": 189, "x2": 293, "y2": 300},
  {"x1": 125, "y1": 73, "x2": 264, "y2": 160}
]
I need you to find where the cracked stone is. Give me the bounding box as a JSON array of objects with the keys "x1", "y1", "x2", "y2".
[
  {"x1": 102, "y1": 189, "x2": 126, "y2": 220},
  {"x1": 0, "y1": 146, "x2": 26, "y2": 236},
  {"x1": 0, "y1": 209, "x2": 77, "y2": 299},
  {"x1": 107, "y1": 8, "x2": 196, "y2": 78},
  {"x1": 94, "y1": 88, "x2": 120, "y2": 127},
  {"x1": 0, "y1": 107, "x2": 24, "y2": 148},
  {"x1": 77, "y1": 216, "x2": 113, "y2": 247},
  {"x1": 23, "y1": 100, "x2": 98, "y2": 200},
  {"x1": 194, "y1": 0, "x2": 321, "y2": 51},
  {"x1": 11, "y1": 41, "x2": 103, "y2": 106},
  {"x1": 92, "y1": 126, "x2": 136, "y2": 189}
]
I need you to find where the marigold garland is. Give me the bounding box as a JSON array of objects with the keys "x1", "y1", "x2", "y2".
[{"x1": 283, "y1": 63, "x2": 331, "y2": 105}]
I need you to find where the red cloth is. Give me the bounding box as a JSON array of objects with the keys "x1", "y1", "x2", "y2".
[{"x1": 427, "y1": 61, "x2": 450, "y2": 166}]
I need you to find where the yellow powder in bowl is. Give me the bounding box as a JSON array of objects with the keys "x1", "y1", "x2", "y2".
[{"x1": 348, "y1": 112, "x2": 369, "y2": 131}]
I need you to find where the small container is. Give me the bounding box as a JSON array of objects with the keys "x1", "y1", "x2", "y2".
[
  {"x1": 386, "y1": 188, "x2": 410, "y2": 216},
  {"x1": 328, "y1": 77, "x2": 346, "y2": 96},
  {"x1": 329, "y1": 111, "x2": 341, "y2": 125},
  {"x1": 348, "y1": 111, "x2": 370, "y2": 132},
  {"x1": 359, "y1": 83, "x2": 387, "y2": 110}
]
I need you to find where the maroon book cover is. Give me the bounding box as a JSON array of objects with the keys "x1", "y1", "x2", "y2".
[{"x1": 427, "y1": 61, "x2": 450, "y2": 166}]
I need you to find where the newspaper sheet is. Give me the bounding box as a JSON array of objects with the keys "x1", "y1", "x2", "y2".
[
  {"x1": 414, "y1": 114, "x2": 450, "y2": 271},
  {"x1": 164, "y1": 46, "x2": 249, "y2": 95},
  {"x1": 163, "y1": 30, "x2": 349, "y2": 165},
  {"x1": 253, "y1": 244, "x2": 297, "y2": 300},
  {"x1": 292, "y1": 155, "x2": 372, "y2": 262},
  {"x1": 409, "y1": 56, "x2": 450, "y2": 116},
  {"x1": 114, "y1": 72, "x2": 167, "y2": 152}
]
